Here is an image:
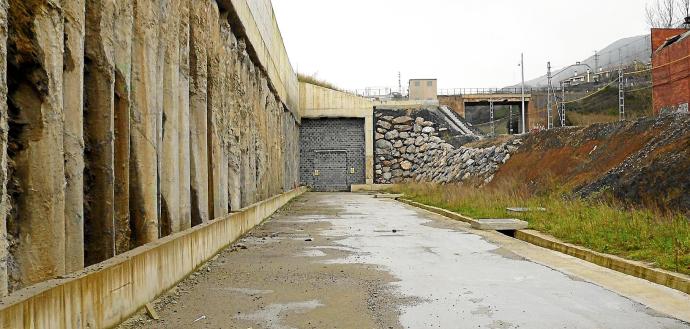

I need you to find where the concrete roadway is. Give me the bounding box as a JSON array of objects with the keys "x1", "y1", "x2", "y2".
[{"x1": 121, "y1": 193, "x2": 690, "y2": 329}]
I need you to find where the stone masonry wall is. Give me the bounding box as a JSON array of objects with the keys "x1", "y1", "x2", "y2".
[
  {"x1": 375, "y1": 110, "x2": 522, "y2": 185},
  {"x1": 0, "y1": 0, "x2": 300, "y2": 295}
]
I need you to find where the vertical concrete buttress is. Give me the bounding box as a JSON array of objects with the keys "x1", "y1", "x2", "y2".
[
  {"x1": 113, "y1": 0, "x2": 133, "y2": 254},
  {"x1": 130, "y1": 0, "x2": 160, "y2": 245},
  {"x1": 238, "y1": 48, "x2": 256, "y2": 207},
  {"x1": 160, "y1": 0, "x2": 181, "y2": 235},
  {"x1": 62, "y1": 0, "x2": 85, "y2": 273},
  {"x1": 207, "y1": 3, "x2": 228, "y2": 219},
  {"x1": 84, "y1": 0, "x2": 117, "y2": 264},
  {"x1": 0, "y1": 0, "x2": 8, "y2": 296},
  {"x1": 189, "y1": 0, "x2": 210, "y2": 225},
  {"x1": 7, "y1": 0, "x2": 67, "y2": 287},
  {"x1": 178, "y1": 0, "x2": 192, "y2": 230},
  {"x1": 245, "y1": 61, "x2": 258, "y2": 206},
  {"x1": 0, "y1": 0, "x2": 301, "y2": 293},
  {"x1": 226, "y1": 26, "x2": 241, "y2": 211}
]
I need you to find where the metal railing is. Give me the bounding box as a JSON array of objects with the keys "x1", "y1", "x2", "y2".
[
  {"x1": 437, "y1": 88, "x2": 537, "y2": 96},
  {"x1": 348, "y1": 88, "x2": 397, "y2": 98}
]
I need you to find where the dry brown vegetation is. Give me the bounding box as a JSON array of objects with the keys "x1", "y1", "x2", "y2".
[{"x1": 297, "y1": 73, "x2": 343, "y2": 92}]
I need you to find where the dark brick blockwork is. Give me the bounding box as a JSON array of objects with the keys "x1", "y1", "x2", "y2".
[{"x1": 300, "y1": 119, "x2": 366, "y2": 191}]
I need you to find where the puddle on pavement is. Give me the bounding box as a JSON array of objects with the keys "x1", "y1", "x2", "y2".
[
  {"x1": 218, "y1": 287, "x2": 274, "y2": 295},
  {"x1": 298, "y1": 249, "x2": 327, "y2": 257},
  {"x1": 234, "y1": 300, "x2": 323, "y2": 329}
]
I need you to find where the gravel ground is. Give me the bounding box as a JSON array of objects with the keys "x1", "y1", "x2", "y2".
[{"x1": 118, "y1": 195, "x2": 408, "y2": 329}]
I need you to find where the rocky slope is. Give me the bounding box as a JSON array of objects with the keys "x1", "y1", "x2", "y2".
[
  {"x1": 378, "y1": 107, "x2": 690, "y2": 213},
  {"x1": 374, "y1": 109, "x2": 520, "y2": 185}
]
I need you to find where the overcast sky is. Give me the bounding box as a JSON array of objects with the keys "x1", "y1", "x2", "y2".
[{"x1": 272, "y1": 0, "x2": 651, "y2": 91}]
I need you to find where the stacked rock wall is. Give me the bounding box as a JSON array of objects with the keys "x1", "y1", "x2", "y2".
[
  {"x1": 0, "y1": 0, "x2": 300, "y2": 296},
  {"x1": 374, "y1": 109, "x2": 522, "y2": 185}
]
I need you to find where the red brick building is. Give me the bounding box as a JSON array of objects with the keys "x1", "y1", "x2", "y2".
[{"x1": 651, "y1": 28, "x2": 690, "y2": 114}]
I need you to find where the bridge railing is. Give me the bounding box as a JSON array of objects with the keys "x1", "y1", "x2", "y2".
[
  {"x1": 438, "y1": 88, "x2": 537, "y2": 96},
  {"x1": 347, "y1": 88, "x2": 397, "y2": 98}
]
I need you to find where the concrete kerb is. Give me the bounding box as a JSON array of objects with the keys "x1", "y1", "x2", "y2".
[
  {"x1": 398, "y1": 198, "x2": 690, "y2": 296},
  {"x1": 0, "y1": 187, "x2": 307, "y2": 329},
  {"x1": 514, "y1": 230, "x2": 690, "y2": 295},
  {"x1": 350, "y1": 184, "x2": 396, "y2": 192}
]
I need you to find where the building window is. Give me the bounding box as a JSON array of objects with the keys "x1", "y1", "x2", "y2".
[
  {"x1": 414, "y1": 81, "x2": 420, "y2": 87},
  {"x1": 427, "y1": 81, "x2": 433, "y2": 87}
]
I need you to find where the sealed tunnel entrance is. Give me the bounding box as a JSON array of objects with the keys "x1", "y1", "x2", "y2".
[{"x1": 300, "y1": 118, "x2": 365, "y2": 191}]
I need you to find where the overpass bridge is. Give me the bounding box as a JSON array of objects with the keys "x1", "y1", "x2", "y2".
[
  {"x1": 438, "y1": 88, "x2": 532, "y2": 116},
  {"x1": 438, "y1": 88, "x2": 536, "y2": 131}
]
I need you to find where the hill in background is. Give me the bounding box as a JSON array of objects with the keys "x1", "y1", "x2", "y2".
[{"x1": 517, "y1": 34, "x2": 651, "y2": 88}]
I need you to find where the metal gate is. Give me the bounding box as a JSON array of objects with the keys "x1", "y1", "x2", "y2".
[
  {"x1": 313, "y1": 150, "x2": 348, "y2": 192},
  {"x1": 299, "y1": 118, "x2": 365, "y2": 191}
]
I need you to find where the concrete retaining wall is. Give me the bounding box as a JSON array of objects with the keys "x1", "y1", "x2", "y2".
[
  {"x1": 0, "y1": 0, "x2": 301, "y2": 295},
  {"x1": 0, "y1": 187, "x2": 306, "y2": 329},
  {"x1": 300, "y1": 83, "x2": 375, "y2": 184},
  {"x1": 221, "y1": 0, "x2": 299, "y2": 116}
]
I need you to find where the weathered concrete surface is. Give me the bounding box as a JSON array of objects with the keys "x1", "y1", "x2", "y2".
[
  {"x1": 63, "y1": 0, "x2": 85, "y2": 273},
  {"x1": 122, "y1": 193, "x2": 690, "y2": 328},
  {"x1": 0, "y1": 0, "x2": 301, "y2": 296},
  {"x1": 189, "y1": 0, "x2": 210, "y2": 226},
  {"x1": 7, "y1": 0, "x2": 67, "y2": 288},
  {"x1": 113, "y1": 0, "x2": 134, "y2": 254},
  {"x1": 84, "y1": 0, "x2": 117, "y2": 264},
  {"x1": 160, "y1": 0, "x2": 182, "y2": 236},
  {"x1": 0, "y1": 0, "x2": 8, "y2": 297},
  {"x1": 130, "y1": 0, "x2": 160, "y2": 246},
  {"x1": 176, "y1": 0, "x2": 192, "y2": 233},
  {"x1": 221, "y1": 0, "x2": 299, "y2": 115}
]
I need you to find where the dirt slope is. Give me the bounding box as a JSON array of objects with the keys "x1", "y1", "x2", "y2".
[{"x1": 494, "y1": 114, "x2": 690, "y2": 212}]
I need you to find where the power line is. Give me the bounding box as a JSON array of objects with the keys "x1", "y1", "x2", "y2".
[
  {"x1": 562, "y1": 77, "x2": 621, "y2": 104},
  {"x1": 624, "y1": 53, "x2": 690, "y2": 76}
]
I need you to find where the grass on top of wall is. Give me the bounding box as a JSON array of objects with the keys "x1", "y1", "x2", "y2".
[
  {"x1": 298, "y1": 73, "x2": 343, "y2": 92},
  {"x1": 390, "y1": 182, "x2": 690, "y2": 275}
]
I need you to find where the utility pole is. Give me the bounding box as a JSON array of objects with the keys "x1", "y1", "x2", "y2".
[
  {"x1": 489, "y1": 99, "x2": 495, "y2": 137},
  {"x1": 618, "y1": 51, "x2": 625, "y2": 121},
  {"x1": 546, "y1": 61, "x2": 552, "y2": 129},
  {"x1": 398, "y1": 71, "x2": 402, "y2": 95},
  {"x1": 560, "y1": 81, "x2": 566, "y2": 127},
  {"x1": 509, "y1": 105, "x2": 513, "y2": 134},
  {"x1": 520, "y1": 53, "x2": 526, "y2": 134}
]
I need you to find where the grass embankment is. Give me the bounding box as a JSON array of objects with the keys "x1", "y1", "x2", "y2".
[
  {"x1": 567, "y1": 86, "x2": 652, "y2": 126},
  {"x1": 390, "y1": 183, "x2": 690, "y2": 275}
]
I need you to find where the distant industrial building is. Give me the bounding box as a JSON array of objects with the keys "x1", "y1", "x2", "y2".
[
  {"x1": 651, "y1": 27, "x2": 690, "y2": 114},
  {"x1": 409, "y1": 79, "x2": 438, "y2": 101}
]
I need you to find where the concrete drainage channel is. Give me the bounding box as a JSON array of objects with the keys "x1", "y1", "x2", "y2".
[{"x1": 394, "y1": 196, "x2": 690, "y2": 296}]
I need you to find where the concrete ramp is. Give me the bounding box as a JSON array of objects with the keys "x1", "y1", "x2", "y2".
[{"x1": 438, "y1": 105, "x2": 478, "y2": 136}]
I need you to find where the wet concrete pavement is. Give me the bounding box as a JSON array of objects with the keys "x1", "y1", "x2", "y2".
[{"x1": 121, "y1": 192, "x2": 690, "y2": 329}]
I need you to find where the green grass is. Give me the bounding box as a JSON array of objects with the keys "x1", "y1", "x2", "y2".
[
  {"x1": 567, "y1": 85, "x2": 652, "y2": 123},
  {"x1": 390, "y1": 182, "x2": 690, "y2": 275}
]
